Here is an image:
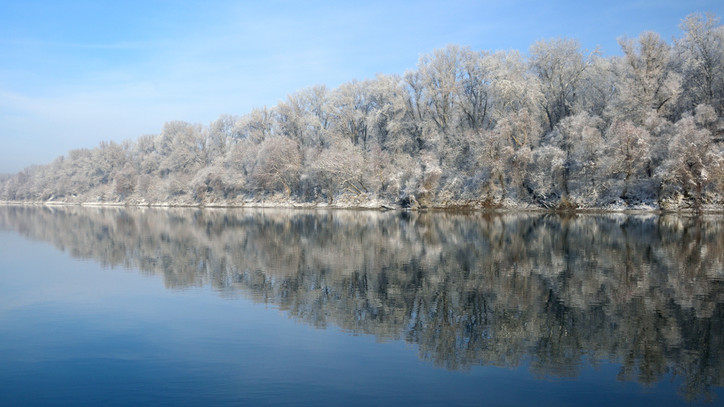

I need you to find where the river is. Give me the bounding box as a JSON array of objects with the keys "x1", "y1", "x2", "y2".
[{"x1": 0, "y1": 206, "x2": 722, "y2": 406}]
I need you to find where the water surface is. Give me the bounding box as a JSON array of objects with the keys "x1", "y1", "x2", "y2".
[{"x1": 0, "y1": 206, "x2": 722, "y2": 406}]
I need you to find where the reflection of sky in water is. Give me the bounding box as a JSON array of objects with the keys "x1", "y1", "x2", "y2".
[
  {"x1": 0, "y1": 210, "x2": 723, "y2": 406},
  {"x1": 0, "y1": 233, "x2": 521, "y2": 406}
]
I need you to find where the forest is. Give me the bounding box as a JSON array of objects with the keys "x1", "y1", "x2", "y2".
[{"x1": 1, "y1": 13, "x2": 723, "y2": 210}]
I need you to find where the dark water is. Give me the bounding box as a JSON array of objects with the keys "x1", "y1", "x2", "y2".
[{"x1": 0, "y1": 206, "x2": 723, "y2": 406}]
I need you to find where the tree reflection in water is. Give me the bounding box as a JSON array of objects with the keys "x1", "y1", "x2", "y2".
[{"x1": 1, "y1": 206, "x2": 722, "y2": 401}]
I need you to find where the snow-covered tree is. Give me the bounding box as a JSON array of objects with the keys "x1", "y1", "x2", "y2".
[
  {"x1": 602, "y1": 120, "x2": 652, "y2": 201},
  {"x1": 1, "y1": 13, "x2": 721, "y2": 209},
  {"x1": 530, "y1": 38, "x2": 595, "y2": 131},
  {"x1": 614, "y1": 32, "x2": 682, "y2": 123},
  {"x1": 251, "y1": 137, "x2": 302, "y2": 196},
  {"x1": 676, "y1": 13, "x2": 724, "y2": 114},
  {"x1": 659, "y1": 116, "x2": 723, "y2": 209}
]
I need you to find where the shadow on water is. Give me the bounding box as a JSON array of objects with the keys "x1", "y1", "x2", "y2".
[{"x1": 1, "y1": 205, "x2": 723, "y2": 402}]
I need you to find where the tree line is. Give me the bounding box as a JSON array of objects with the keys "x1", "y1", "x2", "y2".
[{"x1": 1, "y1": 13, "x2": 723, "y2": 209}]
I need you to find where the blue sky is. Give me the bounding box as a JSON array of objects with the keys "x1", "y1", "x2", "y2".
[{"x1": 1, "y1": 0, "x2": 723, "y2": 174}]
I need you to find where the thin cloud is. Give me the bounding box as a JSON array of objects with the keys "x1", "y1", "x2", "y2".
[{"x1": 0, "y1": 38, "x2": 162, "y2": 50}]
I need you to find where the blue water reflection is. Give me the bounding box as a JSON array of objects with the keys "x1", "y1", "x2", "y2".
[{"x1": 0, "y1": 207, "x2": 722, "y2": 406}]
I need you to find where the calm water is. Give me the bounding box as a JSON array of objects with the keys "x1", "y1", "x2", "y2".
[{"x1": 0, "y1": 206, "x2": 723, "y2": 406}]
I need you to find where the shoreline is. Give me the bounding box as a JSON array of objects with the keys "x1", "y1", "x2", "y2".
[{"x1": 1, "y1": 199, "x2": 722, "y2": 215}]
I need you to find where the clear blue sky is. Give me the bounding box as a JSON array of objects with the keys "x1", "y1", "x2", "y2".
[{"x1": 1, "y1": 0, "x2": 722, "y2": 174}]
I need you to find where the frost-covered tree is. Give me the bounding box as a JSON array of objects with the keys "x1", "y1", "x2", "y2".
[
  {"x1": 659, "y1": 116, "x2": 723, "y2": 209},
  {"x1": 233, "y1": 107, "x2": 274, "y2": 143},
  {"x1": 400, "y1": 68, "x2": 435, "y2": 155},
  {"x1": 1, "y1": 13, "x2": 721, "y2": 209},
  {"x1": 328, "y1": 80, "x2": 376, "y2": 148},
  {"x1": 157, "y1": 121, "x2": 204, "y2": 177},
  {"x1": 676, "y1": 13, "x2": 724, "y2": 114},
  {"x1": 92, "y1": 141, "x2": 129, "y2": 186},
  {"x1": 527, "y1": 145, "x2": 566, "y2": 205},
  {"x1": 205, "y1": 114, "x2": 237, "y2": 162},
  {"x1": 614, "y1": 32, "x2": 682, "y2": 123},
  {"x1": 306, "y1": 139, "x2": 367, "y2": 200},
  {"x1": 489, "y1": 51, "x2": 544, "y2": 149},
  {"x1": 530, "y1": 38, "x2": 595, "y2": 131},
  {"x1": 456, "y1": 48, "x2": 495, "y2": 132},
  {"x1": 275, "y1": 85, "x2": 330, "y2": 148},
  {"x1": 417, "y1": 45, "x2": 461, "y2": 140},
  {"x1": 114, "y1": 163, "x2": 138, "y2": 200},
  {"x1": 64, "y1": 148, "x2": 96, "y2": 197},
  {"x1": 553, "y1": 113, "x2": 605, "y2": 203},
  {"x1": 251, "y1": 137, "x2": 302, "y2": 196},
  {"x1": 602, "y1": 120, "x2": 652, "y2": 201},
  {"x1": 575, "y1": 56, "x2": 617, "y2": 118}
]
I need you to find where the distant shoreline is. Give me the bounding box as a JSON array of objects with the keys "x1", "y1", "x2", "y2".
[{"x1": 1, "y1": 199, "x2": 721, "y2": 214}]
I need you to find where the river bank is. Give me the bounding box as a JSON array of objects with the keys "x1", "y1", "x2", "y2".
[{"x1": 2, "y1": 195, "x2": 722, "y2": 214}]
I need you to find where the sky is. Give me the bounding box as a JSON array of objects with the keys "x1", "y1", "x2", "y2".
[{"x1": 1, "y1": 0, "x2": 723, "y2": 174}]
